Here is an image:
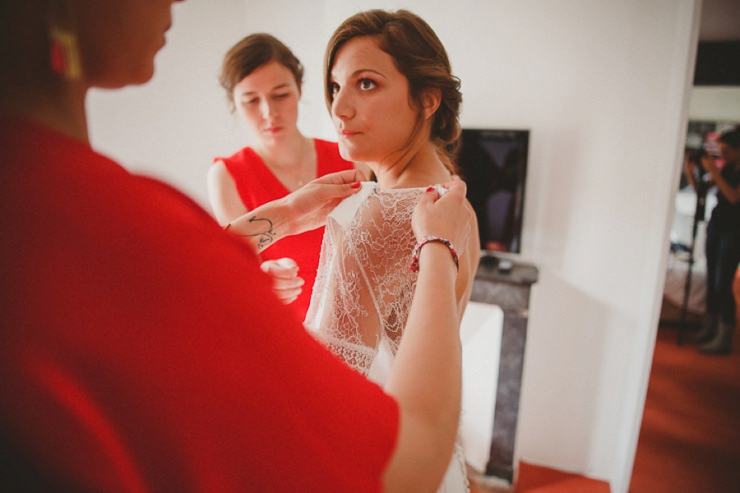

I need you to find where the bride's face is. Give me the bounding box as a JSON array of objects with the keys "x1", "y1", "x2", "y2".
[{"x1": 329, "y1": 36, "x2": 420, "y2": 166}]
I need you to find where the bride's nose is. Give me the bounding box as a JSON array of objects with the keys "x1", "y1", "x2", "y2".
[{"x1": 331, "y1": 87, "x2": 355, "y2": 121}]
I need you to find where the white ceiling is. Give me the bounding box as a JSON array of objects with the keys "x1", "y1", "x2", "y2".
[{"x1": 700, "y1": 0, "x2": 740, "y2": 41}]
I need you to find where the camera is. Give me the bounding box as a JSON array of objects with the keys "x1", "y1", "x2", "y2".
[{"x1": 687, "y1": 148, "x2": 708, "y2": 173}]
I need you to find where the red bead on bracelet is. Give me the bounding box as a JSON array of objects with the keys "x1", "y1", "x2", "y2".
[{"x1": 409, "y1": 236, "x2": 459, "y2": 273}]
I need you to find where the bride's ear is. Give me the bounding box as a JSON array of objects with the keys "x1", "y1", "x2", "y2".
[{"x1": 420, "y1": 88, "x2": 441, "y2": 120}]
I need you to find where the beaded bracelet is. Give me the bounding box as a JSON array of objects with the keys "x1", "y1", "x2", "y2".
[{"x1": 409, "y1": 236, "x2": 459, "y2": 273}]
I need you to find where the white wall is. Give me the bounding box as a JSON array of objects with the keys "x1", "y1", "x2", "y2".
[
  {"x1": 87, "y1": 0, "x2": 246, "y2": 207},
  {"x1": 87, "y1": 0, "x2": 337, "y2": 209},
  {"x1": 87, "y1": 1, "x2": 701, "y2": 492},
  {"x1": 689, "y1": 86, "x2": 740, "y2": 120}
]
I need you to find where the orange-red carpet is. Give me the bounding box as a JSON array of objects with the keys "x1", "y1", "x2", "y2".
[{"x1": 514, "y1": 461, "x2": 610, "y2": 492}]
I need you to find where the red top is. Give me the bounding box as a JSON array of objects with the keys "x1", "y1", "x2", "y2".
[
  {"x1": 0, "y1": 116, "x2": 397, "y2": 492},
  {"x1": 215, "y1": 141, "x2": 353, "y2": 319}
]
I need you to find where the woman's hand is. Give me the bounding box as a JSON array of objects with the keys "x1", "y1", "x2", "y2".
[
  {"x1": 260, "y1": 258, "x2": 304, "y2": 305},
  {"x1": 684, "y1": 153, "x2": 696, "y2": 176},
  {"x1": 411, "y1": 176, "x2": 472, "y2": 250},
  {"x1": 283, "y1": 169, "x2": 364, "y2": 236},
  {"x1": 702, "y1": 150, "x2": 740, "y2": 204},
  {"x1": 226, "y1": 169, "x2": 363, "y2": 253},
  {"x1": 700, "y1": 152, "x2": 720, "y2": 176}
]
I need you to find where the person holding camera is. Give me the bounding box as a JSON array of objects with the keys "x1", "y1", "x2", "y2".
[{"x1": 685, "y1": 128, "x2": 740, "y2": 355}]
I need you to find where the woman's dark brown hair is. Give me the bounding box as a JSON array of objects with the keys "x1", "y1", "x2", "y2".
[
  {"x1": 324, "y1": 9, "x2": 462, "y2": 172},
  {"x1": 220, "y1": 33, "x2": 304, "y2": 110},
  {"x1": 719, "y1": 127, "x2": 740, "y2": 149}
]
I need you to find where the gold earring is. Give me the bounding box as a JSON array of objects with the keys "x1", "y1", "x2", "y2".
[{"x1": 49, "y1": 26, "x2": 81, "y2": 80}]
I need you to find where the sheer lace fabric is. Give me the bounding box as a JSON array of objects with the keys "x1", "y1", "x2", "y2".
[
  {"x1": 305, "y1": 183, "x2": 419, "y2": 376},
  {"x1": 304, "y1": 182, "x2": 470, "y2": 493}
]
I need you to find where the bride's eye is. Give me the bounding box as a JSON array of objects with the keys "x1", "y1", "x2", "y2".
[{"x1": 359, "y1": 78, "x2": 377, "y2": 91}]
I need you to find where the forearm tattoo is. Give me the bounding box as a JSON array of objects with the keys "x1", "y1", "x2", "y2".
[{"x1": 237, "y1": 215, "x2": 277, "y2": 251}]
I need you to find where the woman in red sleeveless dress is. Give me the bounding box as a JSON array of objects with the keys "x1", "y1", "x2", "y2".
[{"x1": 209, "y1": 33, "x2": 365, "y2": 319}]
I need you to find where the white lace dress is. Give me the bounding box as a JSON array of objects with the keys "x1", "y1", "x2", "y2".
[{"x1": 304, "y1": 182, "x2": 469, "y2": 493}]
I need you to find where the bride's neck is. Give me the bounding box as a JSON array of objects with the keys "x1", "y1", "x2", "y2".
[{"x1": 374, "y1": 143, "x2": 451, "y2": 189}]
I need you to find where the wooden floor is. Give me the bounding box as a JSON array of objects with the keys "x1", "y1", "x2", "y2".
[
  {"x1": 628, "y1": 323, "x2": 740, "y2": 492},
  {"x1": 629, "y1": 271, "x2": 740, "y2": 493}
]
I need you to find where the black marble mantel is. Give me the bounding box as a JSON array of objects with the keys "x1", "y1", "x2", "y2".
[{"x1": 471, "y1": 254, "x2": 538, "y2": 483}]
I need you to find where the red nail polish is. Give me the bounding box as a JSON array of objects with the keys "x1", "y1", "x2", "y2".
[
  {"x1": 351, "y1": 181, "x2": 361, "y2": 189},
  {"x1": 426, "y1": 186, "x2": 435, "y2": 192}
]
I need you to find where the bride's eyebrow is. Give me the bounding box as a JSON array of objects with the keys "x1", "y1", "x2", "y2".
[
  {"x1": 331, "y1": 68, "x2": 386, "y2": 82},
  {"x1": 352, "y1": 69, "x2": 385, "y2": 79}
]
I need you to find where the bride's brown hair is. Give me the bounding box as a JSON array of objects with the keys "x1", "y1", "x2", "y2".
[{"x1": 324, "y1": 9, "x2": 462, "y2": 173}]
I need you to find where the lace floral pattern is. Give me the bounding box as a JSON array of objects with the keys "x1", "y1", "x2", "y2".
[
  {"x1": 304, "y1": 182, "x2": 469, "y2": 493},
  {"x1": 305, "y1": 182, "x2": 421, "y2": 375}
]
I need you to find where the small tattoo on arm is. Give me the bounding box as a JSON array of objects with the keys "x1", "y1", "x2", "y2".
[{"x1": 238, "y1": 215, "x2": 277, "y2": 250}]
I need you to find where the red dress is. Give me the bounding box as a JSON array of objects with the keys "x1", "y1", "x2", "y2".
[
  {"x1": 0, "y1": 115, "x2": 397, "y2": 492},
  {"x1": 215, "y1": 140, "x2": 353, "y2": 319}
]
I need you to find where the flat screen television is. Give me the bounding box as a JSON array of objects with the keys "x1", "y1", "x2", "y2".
[{"x1": 452, "y1": 128, "x2": 530, "y2": 254}]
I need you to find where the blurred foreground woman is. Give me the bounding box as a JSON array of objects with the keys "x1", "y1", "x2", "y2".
[{"x1": 0, "y1": 1, "x2": 474, "y2": 491}]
